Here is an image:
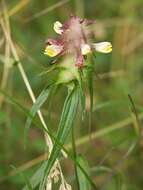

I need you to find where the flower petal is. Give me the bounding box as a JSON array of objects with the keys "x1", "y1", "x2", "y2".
[
  {"x1": 93, "y1": 42, "x2": 112, "y2": 53},
  {"x1": 81, "y1": 44, "x2": 91, "y2": 55},
  {"x1": 53, "y1": 21, "x2": 63, "y2": 34},
  {"x1": 44, "y1": 45, "x2": 63, "y2": 57}
]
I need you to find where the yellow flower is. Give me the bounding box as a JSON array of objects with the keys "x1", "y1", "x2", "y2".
[{"x1": 44, "y1": 45, "x2": 63, "y2": 57}]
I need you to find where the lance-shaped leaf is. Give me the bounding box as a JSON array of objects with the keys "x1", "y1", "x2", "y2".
[
  {"x1": 39, "y1": 86, "x2": 79, "y2": 190},
  {"x1": 24, "y1": 84, "x2": 54, "y2": 143}
]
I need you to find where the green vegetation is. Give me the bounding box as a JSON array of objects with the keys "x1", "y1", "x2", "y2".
[{"x1": 0, "y1": 0, "x2": 143, "y2": 189}]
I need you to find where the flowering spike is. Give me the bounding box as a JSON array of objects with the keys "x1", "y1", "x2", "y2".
[{"x1": 44, "y1": 16, "x2": 112, "y2": 67}]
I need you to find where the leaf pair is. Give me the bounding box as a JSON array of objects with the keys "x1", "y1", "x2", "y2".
[
  {"x1": 0, "y1": 88, "x2": 98, "y2": 190},
  {"x1": 24, "y1": 85, "x2": 80, "y2": 189},
  {"x1": 39, "y1": 86, "x2": 80, "y2": 189}
]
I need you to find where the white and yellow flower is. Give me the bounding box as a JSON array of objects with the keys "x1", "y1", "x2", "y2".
[
  {"x1": 53, "y1": 21, "x2": 63, "y2": 35},
  {"x1": 44, "y1": 44, "x2": 63, "y2": 57},
  {"x1": 93, "y1": 42, "x2": 112, "y2": 53}
]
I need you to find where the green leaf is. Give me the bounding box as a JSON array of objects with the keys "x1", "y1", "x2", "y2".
[
  {"x1": 77, "y1": 155, "x2": 91, "y2": 190},
  {"x1": 24, "y1": 84, "x2": 54, "y2": 144},
  {"x1": 39, "y1": 86, "x2": 80, "y2": 190},
  {"x1": 22, "y1": 174, "x2": 33, "y2": 190},
  {"x1": 22, "y1": 162, "x2": 47, "y2": 190},
  {"x1": 128, "y1": 94, "x2": 141, "y2": 137},
  {"x1": 7, "y1": 166, "x2": 33, "y2": 190},
  {"x1": 39, "y1": 64, "x2": 58, "y2": 76}
]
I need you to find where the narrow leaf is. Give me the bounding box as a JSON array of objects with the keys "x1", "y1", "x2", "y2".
[
  {"x1": 77, "y1": 155, "x2": 91, "y2": 190},
  {"x1": 24, "y1": 84, "x2": 54, "y2": 144},
  {"x1": 39, "y1": 87, "x2": 79, "y2": 190},
  {"x1": 71, "y1": 127, "x2": 80, "y2": 190}
]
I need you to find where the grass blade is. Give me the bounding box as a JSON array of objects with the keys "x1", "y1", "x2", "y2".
[
  {"x1": 71, "y1": 127, "x2": 80, "y2": 190},
  {"x1": 128, "y1": 94, "x2": 141, "y2": 137},
  {"x1": 22, "y1": 162, "x2": 47, "y2": 190},
  {"x1": 77, "y1": 155, "x2": 91, "y2": 190}
]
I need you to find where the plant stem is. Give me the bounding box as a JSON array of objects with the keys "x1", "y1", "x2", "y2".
[{"x1": 72, "y1": 127, "x2": 80, "y2": 190}]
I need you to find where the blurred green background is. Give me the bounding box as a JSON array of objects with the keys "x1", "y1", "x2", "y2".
[{"x1": 0, "y1": 0, "x2": 143, "y2": 189}]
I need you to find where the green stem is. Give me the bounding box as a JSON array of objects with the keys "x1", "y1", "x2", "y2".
[{"x1": 72, "y1": 127, "x2": 80, "y2": 190}]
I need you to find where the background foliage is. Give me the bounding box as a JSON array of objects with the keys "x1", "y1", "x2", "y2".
[{"x1": 0, "y1": 0, "x2": 143, "y2": 189}]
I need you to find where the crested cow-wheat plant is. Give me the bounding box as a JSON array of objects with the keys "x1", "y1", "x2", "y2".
[
  {"x1": 24, "y1": 15, "x2": 112, "y2": 190},
  {"x1": 1, "y1": 0, "x2": 143, "y2": 189}
]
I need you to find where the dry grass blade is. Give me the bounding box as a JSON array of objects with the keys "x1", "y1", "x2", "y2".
[
  {"x1": 0, "y1": 37, "x2": 4, "y2": 48},
  {"x1": 123, "y1": 32, "x2": 143, "y2": 55},
  {"x1": 0, "y1": 0, "x2": 11, "y2": 107},
  {"x1": 0, "y1": 40, "x2": 10, "y2": 107},
  {"x1": 0, "y1": 0, "x2": 30, "y2": 19},
  {"x1": 0, "y1": 0, "x2": 54, "y2": 155},
  {"x1": 95, "y1": 70, "x2": 125, "y2": 80},
  {"x1": 8, "y1": 0, "x2": 30, "y2": 17},
  {"x1": 24, "y1": 0, "x2": 70, "y2": 23},
  {"x1": 0, "y1": 16, "x2": 54, "y2": 154},
  {"x1": 101, "y1": 141, "x2": 137, "y2": 190}
]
